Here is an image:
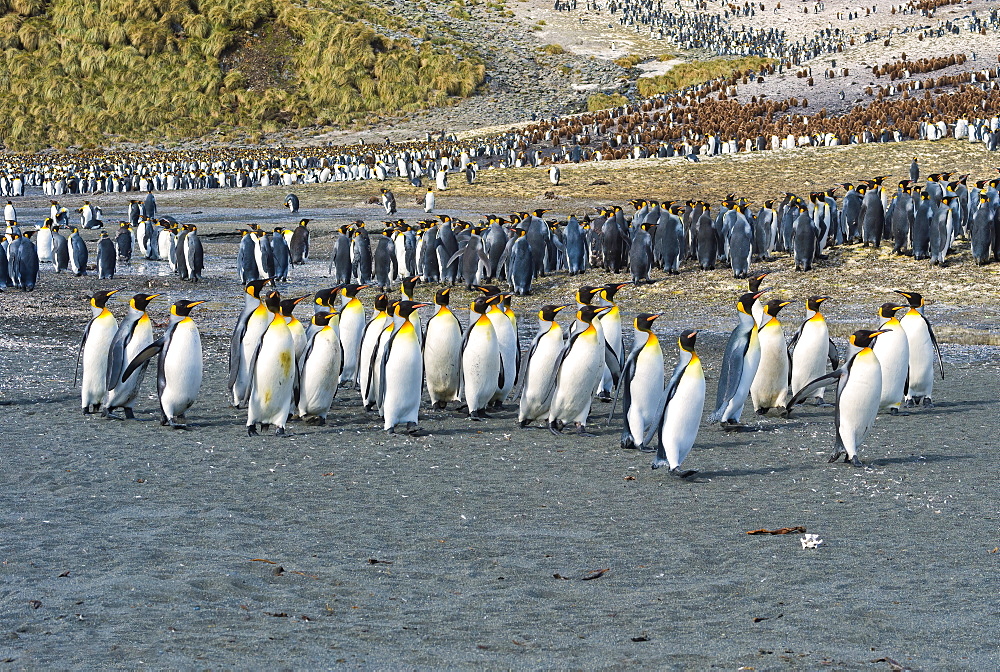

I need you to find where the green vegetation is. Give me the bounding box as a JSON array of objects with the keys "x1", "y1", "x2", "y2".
[
  {"x1": 0, "y1": 0, "x2": 486, "y2": 150},
  {"x1": 637, "y1": 56, "x2": 774, "y2": 97},
  {"x1": 586, "y1": 92, "x2": 628, "y2": 111},
  {"x1": 613, "y1": 54, "x2": 644, "y2": 69},
  {"x1": 657, "y1": 53, "x2": 675, "y2": 61},
  {"x1": 540, "y1": 44, "x2": 565, "y2": 55}
]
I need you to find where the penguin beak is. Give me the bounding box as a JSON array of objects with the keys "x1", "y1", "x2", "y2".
[
  {"x1": 412, "y1": 303, "x2": 431, "y2": 309},
  {"x1": 752, "y1": 290, "x2": 767, "y2": 300},
  {"x1": 188, "y1": 301, "x2": 207, "y2": 308},
  {"x1": 648, "y1": 313, "x2": 662, "y2": 321},
  {"x1": 147, "y1": 294, "x2": 162, "y2": 300}
]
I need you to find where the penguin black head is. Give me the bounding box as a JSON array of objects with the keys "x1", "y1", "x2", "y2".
[
  {"x1": 747, "y1": 271, "x2": 770, "y2": 293},
  {"x1": 130, "y1": 293, "x2": 161, "y2": 311},
  {"x1": 878, "y1": 303, "x2": 907, "y2": 319},
  {"x1": 737, "y1": 291, "x2": 765, "y2": 315},
  {"x1": 602, "y1": 282, "x2": 631, "y2": 302},
  {"x1": 764, "y1": 299, "x2": 791, "y2": 317},
  {"x1": 434, "y1": 288, "x2": 452, "y2": 306},
  {"x1": 245, "y1": 278, "x2": 274, "y2": 298},
  {"x1": 806, "y1": 295, "x2": 831, "y2": 313},
  {"x1": 312, "y1": 311, "x2": 336, "y2": 327},
  {"x1": 576, "y1": 285, "x2": 602, "y2": 305},
  {"x1": 263, "y1": 290, "x2": 282, "y2": 314},
  {"x1": 299, "y1": 219, "x2": 310, "y2": 226},
  {"x1": 470, "y1": 295, "x2": 494, "y2": 315},
  {"x1": 402, "y1": 276, "x2": 421, "y2": 297},
  {"x1": 395, "y1": 301, "x2": 429, "y2": 320},
  {"x1": 341, "y1": 284, "x2": 370, "y2": 299},
  {"x1": 314, "y1": 286, "x2": 342, "y2": 309},
  {"x1": 171, "y1": 300, "x2": 207, "y2": 317},
  {"x1": 373, "y1": 293, "x2": 389, "y2": 312},
  {"x1": 634, "y1": 313, "x2": 661, "y2": 332},
  {"x1": 894, "y1": 290, "x2": 923, "y2": 308},
  {"x1": 91, "y1": 288, "x2": 122, "y2": 309},
  {"x1": 849, "y1": 329, "x2": 887, "y2": 350},
  {"x1": 472, "y1": 284, "x2": 502, "y2": 297},
  {"x1": 539, "y1": 304, "x2": 568, "y2": 322},
  {"x1": 578, "y1": 304, "x2": 610, "y2": 324},
  {"x1": 677, "y1": 329, "x2": 698, "y2": 352},
  {"x1": 280, "y1": 296, "x2": 308, "y2": 317}
]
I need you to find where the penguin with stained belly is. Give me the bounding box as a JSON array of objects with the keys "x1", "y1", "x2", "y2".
[
  {"x1": 461, "y1": 295, "x2": 504, "y2": 420},
  {"x1": 245, "y1": 290, "x2": 296, "y2": 436},
  {"x1": 873, "y1": 302, "x2": 910, "y2": 414},
  {"x1": 894, "y1": 290, "x2": 944, "y2": 406},
  {"x1": 649, "y1": 329, "x2": 704, "y2": 477},
  {"x1": 750, "y1": 299, "x2": 792, "y2": 415},
  {"x1": 103, "y1": 293, "x2": 161, "y2": 418},
  {"x1": 359, "y1": 294, "x2": 391, "y2": 409},
  {"x1": 296, "y1": 311, "x2": 342, "y2": 425},
  {"x1": 518, "y1": 304, "x2": 569, "y2": 427},
  {"x1": 120, "y1": 300, "x2": 207, "y2": 429},
  {"x1": 708, "y1": 291, "x2": 765, "y2": 428},
  {"x1": 279, "y1": 295, "x2": 309, "y2": 357},
  {"x1": 788, "y1": 329, "x2": 887, "y2": 467},
  {"x1": 77, "y1": 289, "x2": 122, "y2": 414},
  {"x1": 548, "y1": 304, "x2": 611, "y2": 435},
  {"x1": 613, "y1": 313, "x2": 664, "y2": 452},
  {"x1": 228, "y1": 278, "x2": 274, "y2": 407},
  {"x1": 337, "y1": 283, "x2": 369, "y2": 387},
  {"x1": 380, "y1": 301, "x2": 430, "y2": 433},
  {"x1": 787, "y1": 296, "x2": 839, "y2": 407},
  {"x1": 423, "y1": 288, "x2": 463, "y2": 409}
]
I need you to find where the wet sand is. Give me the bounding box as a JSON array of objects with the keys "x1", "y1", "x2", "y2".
[{"x1": 1, "y1": 188, "x2": 999, "y2": 668}]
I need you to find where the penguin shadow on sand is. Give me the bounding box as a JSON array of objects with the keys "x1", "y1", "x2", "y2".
[{"x1": 866, "y1": 452, "x2": 975, "y2": 467}]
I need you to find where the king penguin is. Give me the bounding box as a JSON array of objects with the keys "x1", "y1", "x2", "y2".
[
  {"x1": 120, "y1": 300, "x2": 207, "y2": 428},
  {"x1": 380, "y1": 301, "x2": 429, "y2": 433},
  {"x1": 280, "y1": 295, "x2": 309, "y2": 358},
  {"x1": 894, "y1": 290, "x2": 943, "y2": 406},
  {"x1": 787, "y1": 296, "x2": 839, "y2": 407},
  {"x1": 103, "y1": 293, "x2": 161, "y2": 418},
  {"x1": 613, "y1": 313, "x2": 665, "y2": 452},
  {"x1": 228, "y1": 278, "x2": 274, "y2": 407},
  {"x1": 423, "y1": 288, "x2": 463, "y2": 409},
  {"x1": 517, "y1": 304, "x2": 569, "y2": 427},
  {"x1": 873, "y1": 302, "x2": 910, "y2": 413},
  {"x1": 750, "y1": 299, "x2": 792, "y2": 415},
  {"x1": 548, "y1": 304, "x2": 611, "y2": 435},
  {"x1": 77, "y1": 289, "x2": 121, "y2": 414},
  {"x1": 359, "y1": 294, "x2": 391, "y2": 409},
  {"x1": 461, "y1": 295, "x2": 504, "y2": 420},
  {"x1": 709, "y1": 291, "x2": 764, "y2": 428},
  {"x1": 245, "y1": 290, "x2": 296, "y2": 436},
  {"x1": 337, "y1": 283, "x2": 369, "y2": 387},
  {"x1": 296, "y1": 311, "x2": 343, "y2": 425},
  {"x1": 649, "y1": 329, "x2": 704, "y2": 477}
]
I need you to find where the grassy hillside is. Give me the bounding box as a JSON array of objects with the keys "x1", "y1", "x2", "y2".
[{"x1": 0, "y1": 0, "x2": 485, "y2": 150}]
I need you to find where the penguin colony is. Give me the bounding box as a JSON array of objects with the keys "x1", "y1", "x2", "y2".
[{"x1": 76, "y1": 266, "x2": 944, "y2": 479}]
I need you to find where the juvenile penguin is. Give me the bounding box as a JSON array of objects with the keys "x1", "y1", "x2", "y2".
[
  {"x1": 120, "y1": 300, "x2": 207, "y2": 429},
  {"x1": 788, "y1": 296, "x2": 839, "y2": 406},
  {"x1": 77, "y1": 289, "x2": 121, "y2": 413},
  {"x1": 337, "y1": 283, "x2": 370, "y2": 387},
  {"x1": 613, "y1": 313, "x2": 664, "y2": 452},
  {"x1": 548, "y1": 304, "x2": 611, "y2": 435},
  {"x1": 873, "y1": 302, "x2": 910, "y2": 413},
  {"x1": 296, "y1": 311, "x2": 343, "y2": 425},
  {"x1": 895, "y1": 290, "x2": 943, "y2": 406},
  {"x1": 245, "y1": 290, "x2": 296, "y2": 436},
  {"x1": 709, "y1": 291, "x2": 764, "y2": 428},
  {"x1": 518, "y1": 304, "x2": 568, "y2": 427},
  {"x1": 380, "y1": 301, "x2": 429, "y2": 433},
  {"x1": 750, "y1": 299, "x2": 792, "y2": 415},
  {"x1": 423, "y1": 288, "x2": 463, "y2": 409},
  {"x1": 649, "y1": 329, "x2": 704, "y2": 477},
  {"x1": 104, "y1": 293, "x2": 161, "y2": 418},
  {"x1": 461, "y1": 295, "x2": 503, "y2": 420},
  {"x1": 788, "y1": 329, "x2": 887, "y2": 467}
]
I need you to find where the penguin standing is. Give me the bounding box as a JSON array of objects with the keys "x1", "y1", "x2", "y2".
[
  {"x1": 183, "y1": 224, "x2": 204, "y2": 282},
  {"x1": 358, "y1": 294, "x2": 391, "y2": 409},
  {"x1": 289, "y1": 219, "x2": 310, "y2": 264},
  {"x1": 96, "y1": 232, "x2": 117, "y2": 279},
  {"x1": 379, "y1": 301, "x2": 429, "y2": 433},
  {"x1": 51, "y1": 225, "x2": 69, "y2": 273},
  {"x1": 460, "y1": 295, "x2": 503, "y2": 420},
  {"x1": 76, "y1": 289, "x2": 121, "y2": 414},
  {"x1": 895, "y1": 290, "x2": 943, "y2": 406},
  {"x1": 285, "y1": 194, "x2": 300, "y2": 213},
  {"x1": 518, "y1": 304, "x2": 568, "y2": 427},
  {"x1": 788, "y1": 296, "x2": 839, "y2": 406},
  {"x1": 548, "y1": 304, "x2": 611, "y2": 435},
  {"x1": 789, "y1": 330, "x2": 887, "y2": 467},
  {"x1": 116, "y1": 222, "x2": 132, "y2": 262},
  {"x1": 424, "y1": 188, "x2": 435, "y2": 214},
  {"x1": 613, "y1": 313, "x2": 664, "y2": 452},
  {"x1": 381, "y1": 188, "x2": 397, "y2": 215},
  {"x1": 36, "y1": 218, "x2": 53, "y2": 263},
  {"x1": 708, "y1": 291, "x2": 764, "y2": 427},
  {"x1": 228, "y1": 279, "x2": 274, "y2": 407},
  {"x1": 750, "y1": 299, "x2": 792, "y2": 415},
  {"x1": 337, "y1": 283, "x2": 369, "y2": 387},
  {"x1": 296, "y1": 311, "x2": 342, "y2": 425},
  {"x1": 329, "y1": 224, "x2": 352, "y2": 284},
  {"x1": 271, "y1": 227, "x2": 291, "y2": 282},
  {"x1": 595, "y1": 282, "x2": 629, "y2": 402},
  {"x1": 423, "y1": 288, "x2": 463, "y2": 409},
  {"x1": 649, "y1": 329, "x2": 704, "y2": 477},
  {"x1": 280, "y1": 295, "x2": 309, "y2": 357},
  {"x1": 69, "y1": 227, "x2": 88, "y2": 276},
  {"x1": 473, "y1": 288, "x2": 518, "y2": 408},
  {"x1": 245, "y1": 290, "x2": 295, "y2": 436},
  {"x1": 120, "y1": 300, "x2": 207, "y2": 428},
  {"x1": 103, "y1": 293, "x2": 161, "y2": 418},
  {"x1": 872, "y1": 303, "x2": 910, "y2": 413}
]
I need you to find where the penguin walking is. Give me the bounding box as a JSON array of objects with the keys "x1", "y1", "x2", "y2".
[
  {"x1": 337, "y1": 283, "x2": 370, "y2": 387},
  {"x1": 548, "y1": 164, "x2": 561, "y2": 186},
  {"x1": 548, "y1": 305, "x2": 611, "y2": 435},
  {"x1": 787, "y1": 296, "x2": 839, "y2": 407},
  {"x1": 103, "y1": 293, "x2": 161, "y2": 418},
  {"x1": 296, "y1": 311, "x2": 342, "y2": 425},
  {"x1": 119, "y1": 301, "x2": 207, "y2": 428},
  {"x1": 76, "y1": 289, "x2": 121, "y2": 414},
  {"x1": 750, "y1": 299, "x2": 792, "y2": 415},
  {"x1": 649, "y1": 329, "x2": 704, "y2": 477},
  {"x1": 895, "y1": 290, "x2": 943, "y2": 406},
  {"x1": 788, "y1": 330, "x2": 887, "y2": 467},
  {"x1": 873, "y1": 303, "x2": 910, "y2": 413},
  {"x1": 379, "y1": 301, "x2": 428, "y2": 433},
  {"x1": 708, "y1": 291, "x2": 764, "y2": 428},
  {"x1": 245, "y1": 290, "x2": 296, "y2": 436},
  {"x1": 423, "y1": 288, "x2": 463, "y2": 409},
  {"x1": 461, "y1": 295, "x2": 503, "y2": 420},
  {"x1": 613, "y1": 313, "x2": 664, "y2": 452}
]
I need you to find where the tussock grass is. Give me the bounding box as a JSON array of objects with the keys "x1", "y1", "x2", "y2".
[
  {"x1": 637, "y1": 56, "x2": 774, "y2": 97},
  {"x1": 612, "y1": 54, "x2": 644, "y2": 69},
  {"x1": 586, "y1": 92, "x2": 629, "y2": 111}
]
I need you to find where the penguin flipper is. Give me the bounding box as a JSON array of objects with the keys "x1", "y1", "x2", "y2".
[
  {"x1": 378, "y1": 327, "x2": 401, "y2": 410},
  {"x1": 604, "y1": 341, "x2": 622, "y2": 387},
  {"x1": 786, "y1": 369, "x2": 843, "y2": 410},
  {"x1": 609, "y1": 346, "x2": 641, "y2": 423},
  {"x1": 642, "y1": 359, "x2": 686, "y2": 447},
  {"x1": 121, "y1": 337, "x2": 165, "y2": 383},
  {"x1": 924, "y1": 316, "x2": 944, "y2": 379},
  {"x1": 228, "y1": 314, "x2": 251, "y2": 390},
  {"x1": 75, "y1": 317, "x2": 97, "y2": 387},
  {"x1": 241, "y1": 335, "x2": 267, "y2": 407},
  {"x1": 827, "y1": 338, "x2": 840, "y2": 370}
]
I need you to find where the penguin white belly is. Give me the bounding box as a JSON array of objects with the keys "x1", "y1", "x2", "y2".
[
  {"x1": 518, "y1": 330, "x2": 564, "y2": 423},
  {"x1": 235, "y1": 309, "x2": 270, "y2": 406},
  {"x1": 106, "y1": 317, "x2": 154, "y2": 408},
  {"x1": 382, "y1": 328, "x2": 423, "y2": 429},
  {"x1": 751, "y1": 323, "x2": 789, "y2": 411},
  {"x1": 157, "y1": 231, "x2": 173, "y2": 261},
  {"x1": 423, "y1": 316, "x2": 462, "y2": 405},
  {"x1": 901, "y1": 315, "x2": 934, "y2": 399},
  {"x1": 487, "y1": 311, "x2": 516, "y2": 403},
  {"x1": 359, "y1": 317, "x2": 389, "y2": 406},
  {"x1": 626, "y1": 345, "x2": 664, "y2": 447},
  {"x1": 339, "y1": 303, "x2": 366, "y2": 385},
  {"x1": 549, "y1": 333, "x2": 603, "y2": 426},
  {"x1": 297, "y1": 329, "x2": 341, "y2": 420},
  {"x1": 462, "y1": 323, "x2": 500, "y2": 413},
  {"x1": 791, "y1": 320, "x2": 830, "y2": 399},
  {"x1": 81, "y1": 315, "x2": 118, "y2": 408},
  {"x1": 721, "y1": 331, "x2": 760, "y2": 422},
  {"x1": 160, "y1": 322, "x2": 203, "y2": 419},
  {"x1": 873, "y1": 326, "x2": 908, "y2": 410},
  {"x1": 659, "y1": 361, "x2": 705, "y2": 469},
  {"x1": 248, "y1": 323, "x2": 295, "y2": 427},
  {"x1": 36, "y1": 230, "x2": 53, "y2": 262},
  {"x1": 838, "y1": 353, "x2": 882, "y2": 458},
  {"x1": 287, "y1": 318, "x2": 306, "y2": 358},
  {"x1": 598, "y1": 313, "x2": 621, "y2": 396},
  {"x1": 370, "y1": 324, "x2": 394, "y2": 410}
]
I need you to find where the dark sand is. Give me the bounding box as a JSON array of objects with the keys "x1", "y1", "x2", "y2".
[{"x1": 2, "y1": 185, "x2": 999, "y2": 669}]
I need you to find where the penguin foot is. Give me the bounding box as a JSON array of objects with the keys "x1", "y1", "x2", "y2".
[
  {"x1": 597, "y1": 394, "x2": 612, "y2": 403},
  {"x1": 827, "y1": 449, "x2": 845, "y2": 463},
  {"x1": 275, "y1": 427, "x2": 290, "y2": 437},
  {"x1": 405, "y1": 423, "x2": 424, "y2": 436},
  {"x1": 904, "y1": 397, "x2": 916, "y2": 408},
  {"x1": 124, "y1": 408, "x2": 135, "y2": 420},
  {"x1": 100, "y1": 407, "x2": 111, "y2": 418},
  {"x1": 83, "y1": 406, "x2": 92, "y2": 415},
  {"x1": 670, "y1": 467, "x2": 699, "y2": 479},
  {"x1": 168, "y1": 420, "x2": 188, "y2": 430},
  {"x1": 850, "y1": 455, "x2": 864, "y2": 468},
  {"x1": 519, "y1": 418, "x2": 533, "y2": 428},
  {"x1": 887, "y1": 407, "x2": 899, "y2": 416},
  {"x1": 433, "y1": 401, "x2": 448, "y2": 410},
  {"x1": 305, "y1": 416, "x2": 326, "y2": 426},
  {"x1": 921, "y1": 398, "x2": 935, "y2": 408},
  {"x1": 651, "y1": 459, "x2": 667, "y2": 470},
  {"x1": 574, "y1": 423, "x2": 596, "y2": 437},
  {"x1": 247, "y1": 424, "x2": 259, "y2": 437},
  {"x1": 548, "y1": 421, "x2": 563, "y2": 436},
  {"x1": 756, "y1": 407, "x2": 770, "y2": 416},
  {"x1": 639, "y1": 445, "x2": 656, "y2": 453}
]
